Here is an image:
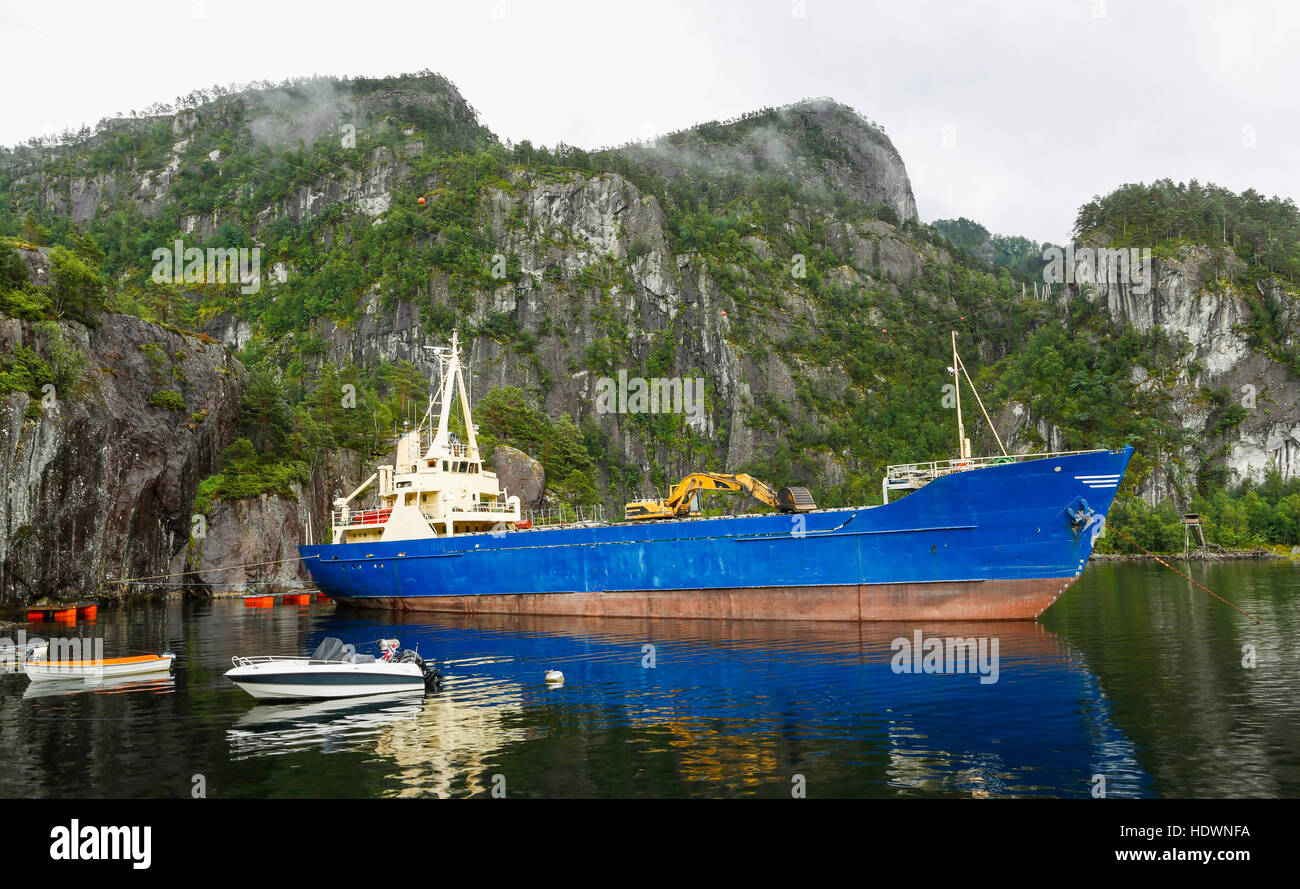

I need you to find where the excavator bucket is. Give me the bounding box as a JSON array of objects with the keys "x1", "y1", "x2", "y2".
[{"x1": 776, "y1": 486, "x2": 817, "y2": 513}]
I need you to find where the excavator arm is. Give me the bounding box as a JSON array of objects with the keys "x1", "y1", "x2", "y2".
[{"x1": 625, "y1": 472, "x2": 815, "y2": 521}]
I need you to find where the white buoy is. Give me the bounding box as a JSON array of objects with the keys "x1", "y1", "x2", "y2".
[{"x1": 544, "y1": 669, "x2": 564, "y2": 685}]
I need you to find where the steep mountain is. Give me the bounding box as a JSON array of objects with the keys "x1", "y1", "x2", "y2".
[{"x1": 1, "y1": 73, "x2": 1298, "y2": 597}]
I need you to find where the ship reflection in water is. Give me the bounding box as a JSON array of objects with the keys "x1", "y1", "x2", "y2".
[{"x1": 226, "y1": 612, "x2": 1148, "y2": 798}]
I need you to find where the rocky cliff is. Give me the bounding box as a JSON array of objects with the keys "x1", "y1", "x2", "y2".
[
  {"x1": 252, "y1": 166, "x2": 947, "y2": 497},
  {"x1": 1044, "y1": 248, "x2": 1300, "y2": 501},
  {"x1": 0, "y1": 252, "x2": 244, "y2": 598},
  {"x1": 180, "y1": 447, "x2": 369, "y2": 587}
]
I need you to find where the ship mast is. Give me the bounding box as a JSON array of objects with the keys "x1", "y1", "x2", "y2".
[
  {"x1": 427, "y1": 330, "x2": 480, "y2": 460},
  {"x1": 949, "y1": 331, "x2": 1008, "y2": 460},
  {"x1": 951, "y1": 331, "x2": 970, "y2": 460}
]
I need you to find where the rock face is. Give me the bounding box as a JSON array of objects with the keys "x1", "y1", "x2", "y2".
[
  {"x1": 491, "y1": 445, "x2": 545, "y2": 508},
  {"x1": 1052, "y1": 247, "x2": 1300, "y2": 494},
  {"x1": 0, "y1": 313, "x2": 243, "y2": 600},
  {"x1": 184, "y1": 490, "x2": 308, "y2": 588},
  {"x1": 284, "y1": 165, "x2": 943, "y2": 506},
  {"x1": 180, "y1": 448, "x2": 370, "y2": 589}
]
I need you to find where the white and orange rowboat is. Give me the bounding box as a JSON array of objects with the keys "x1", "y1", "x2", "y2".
[{"x1": 24, "y1": 652, "x2": 176, "y2": 682}]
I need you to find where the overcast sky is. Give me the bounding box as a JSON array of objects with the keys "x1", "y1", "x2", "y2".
[{"x1": 1, "y1": 0, "x2": 1295, "y2": 243}]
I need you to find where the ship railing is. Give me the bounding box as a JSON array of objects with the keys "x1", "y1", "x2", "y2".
[
  {"x1": 230, "y1": 655, "x2": 354, "y2": 667},
  {"x1": 450, "y1": 501, "x2": 514, "y2": 514},
  {"x1": 884, "y1": 448, "x2": 1108, "y2": 491},
  {"x1": 413, "y1": 442, "x2": 474, "y2": 461},
  {"x1": 421, "y1": 504, "x2": 519, "y2": 521},
  {"x1": 230, "y1": 655, "x2": 309, "y2": 668},
  {"x1": 524, "y1": 504, "x2": 606, "y2": 527},
  {"x1": 332, "y1": 507, "x2": 392, "y2": 528}
]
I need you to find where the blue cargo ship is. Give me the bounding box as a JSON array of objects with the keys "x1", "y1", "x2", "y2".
[{"x1": 300, "y1": 334, "x2": 1132, "y2": 621}]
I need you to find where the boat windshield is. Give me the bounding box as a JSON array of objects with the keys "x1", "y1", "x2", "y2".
[{"x1": 310, "y1": 637, "x2": 347, "y2": 661}]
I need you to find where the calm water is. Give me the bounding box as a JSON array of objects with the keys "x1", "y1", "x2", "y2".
[{"x1": 1, "y1": 561, "x2": 1297, "y2": 798}]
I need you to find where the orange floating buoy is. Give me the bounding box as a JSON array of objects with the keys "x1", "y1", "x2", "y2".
[
  {"x1": 243, "y1": 595, "x2": 273, "y2": 608},
  {"x1": 79, "y1": 604, "x2": 98, "y2": 621},
  {"x1": 54, "y1": 608, "x2": 78, "y2": 622},
  {"x1": 26, "y1": 611, "x2": 44, "y2": 622}
]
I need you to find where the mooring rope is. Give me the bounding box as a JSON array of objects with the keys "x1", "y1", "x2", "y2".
[
  {"x1": 1106, "y1": 524, "x2": 1262, "y2": 624},
  {"x1": 114, "y1": 580, "x2": 304, "y2": 587}
]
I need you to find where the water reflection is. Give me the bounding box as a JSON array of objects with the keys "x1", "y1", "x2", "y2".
[
  {"x1": 10, "y1": 563, "x2": 1294, "y2": 798},
  {"x1": 250, "y1": 612, "x2": 1150, "y2": 798},
  {"x1": 22, "y1": 676, "x2": 175, "y2": 700},
  {"x1": 228, "y1": 692, "x2": 425, "y2": 758}
]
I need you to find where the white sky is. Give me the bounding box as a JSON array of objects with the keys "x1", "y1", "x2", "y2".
[{"x1": 1, "y1": 0, "x2": 1295, "y2": 243}]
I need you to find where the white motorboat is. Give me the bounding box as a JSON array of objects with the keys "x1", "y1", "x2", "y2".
[{"x1": 225, "y1": 637, "x2": 440, "y2": 701}]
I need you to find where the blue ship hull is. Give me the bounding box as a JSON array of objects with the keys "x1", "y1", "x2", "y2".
[{"x1": 300, "y1": 447, "x2": 1133, "y2": 621}]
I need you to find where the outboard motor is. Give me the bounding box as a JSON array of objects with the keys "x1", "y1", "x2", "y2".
[{"x1": 400, "y1": 649, "x2": 442, "y2": 691}]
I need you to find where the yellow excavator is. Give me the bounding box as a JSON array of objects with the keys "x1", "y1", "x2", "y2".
[{"x1": 624, "y1": 472, "x2": 817, "y2": 521}]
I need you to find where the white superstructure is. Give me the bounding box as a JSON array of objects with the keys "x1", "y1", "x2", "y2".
[{"x1": 330, "y1": 331, "x2": 522, "y2": 545}]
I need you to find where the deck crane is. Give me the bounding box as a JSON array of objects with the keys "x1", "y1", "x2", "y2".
[{"x1": 624, "y1": 472, "x2": 816, "y2": 521}]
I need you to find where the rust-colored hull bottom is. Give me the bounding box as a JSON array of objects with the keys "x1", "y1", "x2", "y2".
[{"x1": 333, "y1": 576, "x2": 1079, "y2": 622}]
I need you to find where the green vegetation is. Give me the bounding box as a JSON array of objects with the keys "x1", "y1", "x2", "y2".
[
  {"x1": 192, "y1": 359, "x2": 430, "y2": 509},
  {"x1": 0, "y1": 346, "x2": 55, "y2": 418},
  {"x1": 1100, "y1": 471, "x2": 1300, "y2": 553},
  {"x1": 0, "y1": 320, "x2": 86, "y2": 418},
  {"x1": 46, "y1": 244, "x2": 107, "y2": 324},
  {"x1": 476, "y1": 386, "x2": 600, "y2": 507},
  {"x1": 0, "y1": 239, "x2": 105, "y2": 325},
  {"x1": 991, "y1": 312, "x2": 1192, "y2": 484},
  {"x1": 932, "y1": 217, "x2": 1058, "y2": 280},
  {"x1": 150, "y1": 389, "x2": 186, "y2": 411},
  {"x1": 1074, "y1": 179, "x2": 1300, "y2": 285},
  {"x1": 0, "y1": 244, "x2": 51, "y2": 319},
  {"x1": 194, "y1": 437, "x2": 309, "y2": 512}
]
